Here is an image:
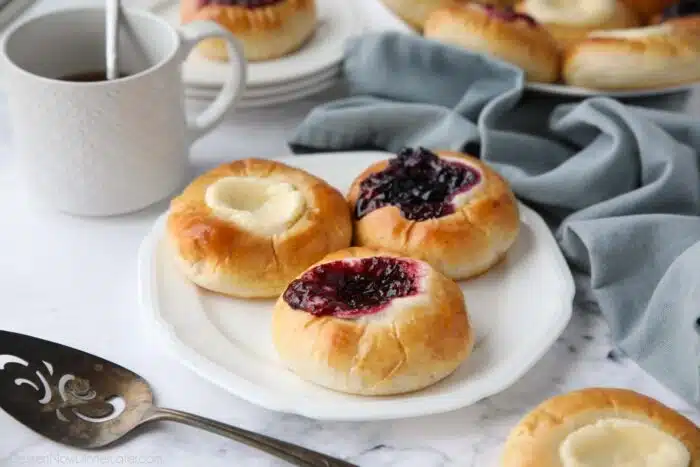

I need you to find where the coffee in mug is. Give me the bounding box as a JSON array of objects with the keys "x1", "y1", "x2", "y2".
[
  {"x1": 1, "y1": 7, "x2": 247, "y2": 216},
  {"x1": 58, "y1": 70, "x2": 131, "y2": 82}
]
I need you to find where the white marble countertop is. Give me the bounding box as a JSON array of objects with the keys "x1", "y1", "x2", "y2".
[{"x1": 1, "y1": 2, "x2": 700, "y2": 466}]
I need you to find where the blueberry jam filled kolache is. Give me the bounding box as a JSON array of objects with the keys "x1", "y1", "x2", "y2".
[
  {"x1": 347, "y1": 148, "x2": 521, "y2": 281},
  {"x1": 424, "y1": 3, "x2": 560, "y2": 83},
  {"x1": 354, "y1": 147, "x2": 483, "y2": 222},
  {"x1": 272, "y1": 247, "x2": 474, "y2": 396},
  {"x1": 482, "y1": 4, "x2": 537, "y2": 26},
  {"x1": 282, "y1": 256, "x2": 421, "y2": 318},
  {"x1": 180, "y1": 0, "x2": 318, "y2": 61}
]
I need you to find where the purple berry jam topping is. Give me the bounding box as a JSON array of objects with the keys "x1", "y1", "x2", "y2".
[
  {"x1": 282, "y1": 257, "x2": 421, "y2": 318},
  {"x1": 355, "y1": 147, "x2": 482, "y2": 222},
  {"x1": 197, "y1": 0, "x2": 283, "y2": 8},
  {"x1": 482, "y1": 4, "x2": 537, "y2": 27}
]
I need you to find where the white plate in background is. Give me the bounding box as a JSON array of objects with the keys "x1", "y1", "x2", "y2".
[
  {"x1": 186, "y1": 73, "x2": 340, "y2": 108},
  {"x1": 243, "y1": 65, "x2": 339, "y2": 98},
  {"x1": 138, "y1": 152, "x2": 575, "y2": 421},
  {"x1": 150, "y1": 0, "x2": 360, "y2": 88},
  {"x1": 526, "y1": 81, "x2": 696, "y2": 98}
]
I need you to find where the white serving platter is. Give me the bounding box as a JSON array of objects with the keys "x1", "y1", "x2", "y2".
[
  {"x1": 150, "y1": 0, "x2": 360, "y2": 88},
  {"x1": 138, "y1": 152, "x2": 575, "y2": 421},
  {"x1": 526, "y1": 81, "x2": 696, "y2": 98}
]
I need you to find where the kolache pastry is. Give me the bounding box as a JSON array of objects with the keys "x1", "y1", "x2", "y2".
[
  {"x1": 378, "y1": 0, "x2": 457, "y2": 31},
  {"x1": 424, "y1": 4, "x2": 560, "y2": 83},
  {"x1": 166, "y1": 158, "x2": 352, "y2": 299},
  {"x1": 501, "y1": 387, "x2": 700, "y2": 467},
  {"x1": 514, "y1": 0, "x2": 641, "y2": 49},
  {"x1": 663, "y1": 14, "x2": 700, "y2": 34},
  {"x1": 347, "y1": 147, "x2": 520, "y2": 281},
  {"x1": 563, "y1": 17, "x2": 700, "y2": 90},
  {"x1": 651, "y1": 1, "x2": 700, "y2": 24},
  {"x1": 271, "y1": 247, "x2": 474, "y2": 396},
  {"x1": 471, "y1": 0, "x2": 518, "y2": 5},
  {"x1": 180, "y1": 0, "x2": 317, "y2": 61},
  {"x1": 620, "y1": 0, "x2": 678, "y2": 22}
]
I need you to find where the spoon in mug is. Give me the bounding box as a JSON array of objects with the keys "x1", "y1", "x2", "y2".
[
  {"x1": 105, "y1": 0, "x2": 121, "y2": 80},
  {"x1": 0, "y1": 330, "x2": 357, "y2": 466}
]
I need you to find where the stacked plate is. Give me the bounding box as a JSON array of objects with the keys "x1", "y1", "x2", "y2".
[{"x1": 148, "y1": 0, "x2": 361, "y2": 108}]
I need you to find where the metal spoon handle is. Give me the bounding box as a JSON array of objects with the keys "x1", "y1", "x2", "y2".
[
  {"x1": 105, "y1": 0, "x2": 120, "y2": 80},
  {"x1": 143, "y1": 407, "x2": 357, "y2": 467}
]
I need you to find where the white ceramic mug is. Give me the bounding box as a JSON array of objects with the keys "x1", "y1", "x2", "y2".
[{"x1": 1, "y1": 7, "x2": 246, "y2": 216}]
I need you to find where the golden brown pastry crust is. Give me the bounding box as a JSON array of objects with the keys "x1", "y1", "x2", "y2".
[
  {"x1": 167, "y1": 158, "x2": 352, "y2": 298},
  {"x1": 562, "y1": 20, "x2": 700, "y2": 90},
  {"x1": 180, "y1": 0, "x2": 317, "y2": 61},
  {"x1": 271, "y1": 247, "x2": 474, "y2": 396},
  {"x1": 620, "y1": 0, "x2": 677, "y2": 21},
  {"x1": 514, "y1": 0, "x2": 641, "y2": 49},
  {"x1": 649, "y1": 14, "x2": 700, "y2": 30},
  {"x1": 663, "y1": 15, "x2": 700, "y2": 35},
  {"x1": 471, "y1": 0, "x2": 517, "y2": 5},
  {"x1": 424, "y1": 5, "x2": 560, "y2": 83},
  {"x1": 501, "y1": 387, "x2": 700, "y2": 467},
  {"x1": 347, "y1": 151, "x2": 520, "y2": 281},
  {"x1": 379, "y1": 0, "x2": 465, "y2": 31}
]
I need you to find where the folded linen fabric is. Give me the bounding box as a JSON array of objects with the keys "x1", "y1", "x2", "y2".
[{"x1": 288, "y1": 32, "x2": 700, "y2": 406}]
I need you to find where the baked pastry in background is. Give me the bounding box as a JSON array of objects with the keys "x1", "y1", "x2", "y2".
[
  {"x1": 379, "y1": 0, "x2": 463, "y2": 31},
  {"x1": 563, "y1": 18, "x2": 700, "y2": 90},
  {"x1": 347, "y1": 147, "x2": 520, "y2": 281},
  {"x1": 380, "y1": 0, "x2": 519, "y2": 31},
  {"x1": 651, "y1": 0, "x2": 700, "y2": 23},
  {"x1": 663, "y1": 14, "x2": 700, "y2": 33},
  {"x1": 514, "y1": 0, "x2": 640, "y2": 49},
  {"x1": 501, "y1": 387, "x2": 700, "y2": 466},
  {"x1": 424, "y1": 4, "x2": 560, "y2": 83},
  {"x1": 471, "y1": 0, "x2": 519, "y2": 7},
  {"x1": 620, "y1": 0, "x2": 678, "y2": 21},
  {"x1": 180, "y1": 0, "x2": 317, "y2": 61},
  {"x1": 167, "y1": 158, "x2": 352, "y2": 298},
  {"x1": 272, "y1": 247, "x2": 474, "y2": 396}
]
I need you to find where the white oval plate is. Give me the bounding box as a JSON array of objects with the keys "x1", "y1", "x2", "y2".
[
  {"x1": 151, "y1": 0, "x2": 360, "y2": 88},
  {"x1": 138, "y1": 152, "x2": 575, "y2": 421},
  {"x1": 186, "y1": 74, "x2": 339, "y2": 108},
  {"x1": 526, "y1": 82, "x2": 697, "y2": 98}
]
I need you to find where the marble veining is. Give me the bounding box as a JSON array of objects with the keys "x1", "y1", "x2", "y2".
[
  {"x1": 2, "y1": 272, "x2": 698, "y2": 466},
  {"x1": 0, "y1": 11, "x2": 698, "y2": 463}
]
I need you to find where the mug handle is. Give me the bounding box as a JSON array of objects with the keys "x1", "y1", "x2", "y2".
[{"x1": 177, "y1": 21, "x2": 247, "y2": 144}]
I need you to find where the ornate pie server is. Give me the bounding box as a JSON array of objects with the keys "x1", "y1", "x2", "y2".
[{"x1": 0, "y1": 330, "x2": 356, "y2": 467}]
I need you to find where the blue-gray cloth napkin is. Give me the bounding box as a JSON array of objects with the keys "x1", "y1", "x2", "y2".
[{"x1": 289, "y1": 32, "x2": 700, "y2": 407}]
